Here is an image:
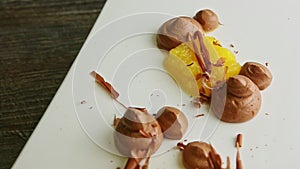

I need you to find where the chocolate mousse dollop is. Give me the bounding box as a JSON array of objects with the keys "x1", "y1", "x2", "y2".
[
  {"x1": 114, "y1": 107, "x2": 163, "y2": 158},
  {"x1": 156, "y1": 16, "x2": 203, "y2": 50},
  {"x1": 155, "y1": 106, "x2": 188, "y2": 139},
  {"x1": 213, "y1": 75, "x2": 262, "y2": 123},
  {"x1": 239, "y1": 62, "x2": 272, "y2": 90},
  {"x1": 182, "y1": 141, "x2": 227, "y2": 169}
]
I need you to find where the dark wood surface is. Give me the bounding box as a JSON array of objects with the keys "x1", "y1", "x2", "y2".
[{"x1": 0, "y1": 0, "x2": 107, "y2": 168}]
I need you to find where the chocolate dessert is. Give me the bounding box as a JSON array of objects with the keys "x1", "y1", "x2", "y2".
[
  {"x1": 114, "y1": 107, "x2": 163, "y2": 158},
  {"x1": 155, "y1": 106, "x2": 188, "y2": 139},
  {"x1": 212, "y1": 75, "x2": 262, "y2": 123},
  {"x1": 194, "y1": 9, "x2": 220, "y2": 32},
  {"x1": 181, "y1": 141, "x2": 230, "y2": 169},
  {"x1": 156, "y1": 16, "x2": 203, "y2": 50},
  {"x1": 239, "y1": 62, "x2": 272, "y2": 90}
]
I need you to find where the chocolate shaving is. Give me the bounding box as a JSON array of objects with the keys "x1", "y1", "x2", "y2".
[
  {"x1": 236, "y1": 134, "x2": 243, "y2": 148},
  {"x1": 194, "y1": 113, "x2": 205, "y2": 118},
  {"x1": 90, "y1": 71, "x2": 119, "y2": 99},
  {"x1": 176, "y1": 142, "x2": 186, "y2": 151},
  {"x1": 213, "y1": 58, "x2": 225, "y2": 67},
  {"x1": 113, "y1": 115, "x2": 120, "y2": 127},
  {"x1": 226, "y1": 156, "x2": 231, "y2": 169},
  {"x1": 187, "y1": 62, "x2": 194, "y2": 66},
  {"x1": 191, "y1": 94, "x2": 210, "y2": 106},
  {"x1": 189, "y1": 33, "x2": 206, "y2": 72},
  {"x1": 265, "y1": 62, "x2": 269, "y2": 66},
  {"x1": 124, "y1": 158, "x2": 142, "y2": 169},
  {"x1": 236, "y1": 146, "x2": 243, "y2": 169},
  {"x1": 196, "y1": 73, "x2": 202, "y2": 80},
  {"x1": 139, "y1": 130, "x2": 152, "y2": 138},
  {"x1": 213, "y1": 40, "x2": 222, "y2": 47},
  {"x1": 208, "y1": 144, "x2": 222, "y2": 169},
  {"x1": 235, "y1": 134, "x2": 243, "y2": 169},
  {"x1": 195, "y1": 31, "x2": 212, "y2": 73},
  {"x1": 142, "y1": 156, "x2": 150, "y2": 169}
]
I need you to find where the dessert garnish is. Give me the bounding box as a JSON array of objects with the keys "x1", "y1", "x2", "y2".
[
  {"x1": 90, "y1": 71, "x2": 119, "y2": 99},
  {"x1": 235, "y1": 134, "x2": 243, "y2": 169},
  {"x1": 90, "y1": 71, "x2": 127, "y2": 108},
  {"x1": 236, "y1": 134, "x2": 243, "y2": 148},
  {"x1": 164, "y1": 31, "x2": 229, "y2": 98}
]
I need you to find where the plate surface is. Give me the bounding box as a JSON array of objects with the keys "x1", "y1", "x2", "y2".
[
  {"x1": 72, "y1": 12, "x2": 223, "y2": 157},
  {"x1": 13, "y1": 0, "x2": 300, "y2": 168}
]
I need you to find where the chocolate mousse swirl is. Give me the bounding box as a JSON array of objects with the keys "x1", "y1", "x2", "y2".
[
  {"x1": 213, "y1": 75, "x2": 262, "y2": 123},
  {"x1": 182, "y1": 141, "x2": 230, "y2": 169},
  {"x1": 239, "y1": 62, "x2": 272, "y2": 90},
  {"x1": 156, "y1": 16, "x2": 203, "y2": 50},
  {"x1": 114, "y1": 107, "x2": 163, "y2": 158}
]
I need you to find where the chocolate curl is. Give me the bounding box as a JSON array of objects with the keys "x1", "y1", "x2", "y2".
[
  {"x1": 90, "y1": 71, "x2": 119, "y2": 99},
  {"x1": 90, "y1": 71, "x2": 127, "y2": 109},
  {"x1": 236, "y1": 143, "x2": 243, "y2": 169},
  {"x1": 195, "y1": 31, "x2": 212, "y2": 74},
  {"x1": 208, "y1": 144, "x2": 222, "y2": 169},
  {"x1": 226, "y1": 156, "x2": 231, "y2": 169},
  {"x1": 189, "y1": 33, "x2": 206, "y2": 73},
  {"x1": 213, "y1": 58, "x2": 225, "y2": 67},
  {"x1": 236, "y1": 134, "x2": 243, "y2": 148},
  {"x1": 124, "y1": 158, "x2": 142, "y2": 169}
]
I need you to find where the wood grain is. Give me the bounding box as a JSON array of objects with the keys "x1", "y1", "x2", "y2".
[{"x1": 0, "y1": 0, "x2": 106, "y2": 168}]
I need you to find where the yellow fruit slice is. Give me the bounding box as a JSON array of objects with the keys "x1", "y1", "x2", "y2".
[
  {"x1": 164, "y1": 35, "x2": 240, "y2": 97},
  {"x1": 207, "y1": 36, "x2": 241, "y2": 79}
]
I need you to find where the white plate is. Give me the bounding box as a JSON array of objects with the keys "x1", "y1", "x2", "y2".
[{"x1": 13, "y1": 0, "x2": 300, "y2": 168}]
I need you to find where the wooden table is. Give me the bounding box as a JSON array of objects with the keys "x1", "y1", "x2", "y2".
[{"x1": 0, "y1": 1, "x2": 106, "y2": 168}]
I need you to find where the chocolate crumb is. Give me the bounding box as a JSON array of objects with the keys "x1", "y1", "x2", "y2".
[
  {"x1": 89, "y1": 106, "x2": 93, "y2": 109},
  {"x1": 265, "y1": 112, "x2": 270, "y2": 115},
  {"x1": 80, "y1": 100, "x2": 86, "y2": 104},
  {"x1": 187, "y1": 62, "x2": 194, "y2": 66},
  {"x1": 265, "y1": 62, "x2": 269, "y2": 66},
  {"x1": 194, "y1": 114, "x2": 205, "y2": 118},
  {"x1": 234, "y1": 50, "x2": 239, "y2": 54},
  {"x1": 182, "y1": 103, "x2": 186, "y2": 106},
  {"x1": 230, "y1": 44, "x2": 235, "y2": 48},
  {"x1": 177, "y1": 142, "x2": 186, "y2": 151},
  {"x1": 184, "y1": 139, "x2": 187, "y2": 142}
]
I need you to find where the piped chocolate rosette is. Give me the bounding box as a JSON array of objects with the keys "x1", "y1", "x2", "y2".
[
  {"x1": 178, "y1": 141, "x2": 231, "y2": 169},
  {"x1": 211, "y1": 62, "x2": 272, "y2": 123},
  {"x1": 114, "y1": 107, "x2": 163, "y2": 159}
]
